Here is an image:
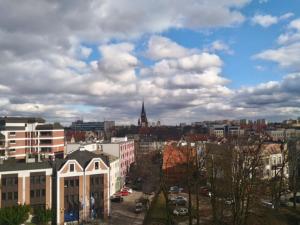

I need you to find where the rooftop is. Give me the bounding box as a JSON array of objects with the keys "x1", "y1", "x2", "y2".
[
  {"x1": 0, "y1": 159, "x2": 52, "y2": 172},
  {"x1": 0, "y1": 117, "x2": 45, "y2": 124}
]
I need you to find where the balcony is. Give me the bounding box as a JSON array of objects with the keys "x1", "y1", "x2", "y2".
[
  {"x1": 39, "y1": 140, "x2": 53, "y2": 146},
  {"x1": 39, "y1": 131, "x2": 53, "y2": 138}
]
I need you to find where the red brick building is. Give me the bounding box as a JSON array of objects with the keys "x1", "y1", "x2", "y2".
[{"x1": 0, "y1": 117, "x2": 64, "y2": 159}]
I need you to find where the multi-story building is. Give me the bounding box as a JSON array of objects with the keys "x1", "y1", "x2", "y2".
[
  {"x1": 0, "y1": 149, "x2": 110, "y2": 225},
  {"x1": 70, "y1": 120, "x2": 115, "y2": 133},
  {"x1": 267, "y1": 129, "x2": 300, "y2": 141},
  {"x1": 261, "y1": 143, "x2": 288, "y2": 179},
  {"x1": 0, "y1": 117, "x2": 64, "y2": 160},
  {"x1": 0, "y1": 159, "x2": 52, "y2": 209},
  {"x1": 100, "y1": 137, "x2": 135, "y2": 183},
  {"x1": 210, "y1": 125, "x2": 244, "y2": 137},
  {"x1": 55, "y1": 150, "x2": 110, "y2": 224}
]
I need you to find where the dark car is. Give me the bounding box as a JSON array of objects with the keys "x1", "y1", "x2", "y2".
[
  {"x1": 110, "y1": 195, "x2": 124, "y2": 203},
  {"x1": 289, "y1": 196, "x2": 300, "y2": 203}
]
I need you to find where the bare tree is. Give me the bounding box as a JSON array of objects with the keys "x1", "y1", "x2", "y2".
[{"x1": 288, "y1": 138, "x2": 300, "y2": 209}]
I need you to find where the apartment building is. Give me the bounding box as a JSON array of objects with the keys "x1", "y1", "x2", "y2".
[
  {"x1": 261, "y1": 143, "x2": 288, "y2": 179},
  {"x1": 210, "y1": 125, "x2": 244, "y2": 137},
  {"x1": 0, "y1": 150, "x2": 110, "y2": 225},
  {"x1": 55, "y1": 150, "x2": 110, "y2": 224},
  {"x1": 0, "y1": 117, "x2": 64, "y2": 160},
  {"x1": 100, "y1": 137, "x2": 135, "y2": 183},
  {"x1": 0, "y1": 159, "x2": 52, "y2": 209},
  {"x1": 268, "y1": 129, "x2": 300, "y2": 141}
]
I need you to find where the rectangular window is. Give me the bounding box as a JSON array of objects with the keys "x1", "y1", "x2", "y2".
[
  {"x1": 2, "y1": 178, "x2": 6, "y2": 186},
  {"x1": 75, "y1": 179, "x2": 79, "y2": 187},
  {"x1": 36, "y1": 190, "x2": 40, "y2": 197},
  {"x1": 2, "y1": 193, "x2": 6, "y2": 200},
  {"x1": 9, "y1": 132, "x2": 16, "y2": 136},
  {"x1": 13, "y1": 192, "x2": 18, "y2": 200},
  {"x1": 35, "y1": 176, "x2": 40, "y2": 184},
  {"x1": 64, "y1": 180, "x2": 68, "y2": 188},
  {"x1": 70, "y1": 180, "x2": 74, "y2": 187},
  {"x1": 69, "y1": 164, "x2": 75, "y2": 172},
  {"x1": 9, "y1": 148, "x2": 16, "y2": 152},
  {"x1": 30, "y1": 176, "x2": 35, "y2": 184},
  {"x1": 42, "y1": 189, "x2": 45, "y2": 197},
  {"x1": 95, "y1": 162, "x2": 99, "y2": 170},
  {"x1": 30, "y1": 190, "x2": 34, "y2": 198},
  {"x1": 9, "y1": 140, "x2": 16, "y2": 144},
  {"x1": 8, "y1": 192, "x2": 12, "y2": 200}
]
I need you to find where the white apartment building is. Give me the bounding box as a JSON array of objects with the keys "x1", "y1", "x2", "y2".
[
  {"x1": 100, "y1": 137, "x2": 135, "y2": 182},
  {"x1": 262, "y1": 143, "x2": 288, "y2": 179}
]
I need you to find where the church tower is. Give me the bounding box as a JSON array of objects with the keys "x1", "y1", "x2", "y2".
[{"x1": 138, "y1": 101, "x2": 148, "y2": 127}]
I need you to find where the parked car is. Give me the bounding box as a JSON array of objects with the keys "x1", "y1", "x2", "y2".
[
  {"x1": 169, "y1": 196, "x2": 187, "y2": 206},
  {"x1": 173, "y1": 207, "x2": 188, "y2": 216},
  {"x1": 110, "y1": 195, "x2": 124, "y2": 203},
  {"x1": 199, "y1": 186, "x2": 210, "y2": 196},
  {"x1": 116, "y1": 190, "x2": 130, "y2": 196},
  {"x1": 122, "y1": 187, "x2": 133, "y2": 193},
  {"x1": 135, "y1": 202, "x2": 143, "y2": 213},
  {"x1": 225, "y1": 198, "x2": 234, "y2": 205},
  {"x1": 169, "y1": 186, "x2": 179, "y2": 193},
  {"x1": 261, "y1": 200, "x2": 274, "y2": 209}
]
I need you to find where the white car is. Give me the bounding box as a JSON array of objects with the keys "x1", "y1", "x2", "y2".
[{"x1": 173, "y1": 207, "x2": 188, "y2": 216}]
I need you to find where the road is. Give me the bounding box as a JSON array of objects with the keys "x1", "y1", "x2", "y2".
[{"x1": 107, "y1": 191, "x2": 146, "y2": 225}]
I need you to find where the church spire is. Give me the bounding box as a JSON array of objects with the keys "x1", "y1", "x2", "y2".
[{"x1": 139, "y1": 100, "x2": 148, "y2": 127}]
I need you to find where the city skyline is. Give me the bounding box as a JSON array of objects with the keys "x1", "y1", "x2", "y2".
[{"x1": 0, "y1": 0, "x2": 299, "y2": 125}]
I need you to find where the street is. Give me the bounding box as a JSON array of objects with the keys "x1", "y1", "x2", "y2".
[{"x1": 107, "y1": 191, "x2": 146, "y2": 225}]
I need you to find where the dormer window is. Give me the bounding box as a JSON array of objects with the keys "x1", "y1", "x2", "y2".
[
  {"x1": 69, "y1": 163, "x2": 75, "y2": 172},
  {"x1": 95, "y1": 162, "x2": 99, "y2": 170}
]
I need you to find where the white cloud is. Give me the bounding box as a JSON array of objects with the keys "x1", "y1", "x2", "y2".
[
  {"x1": 251, "y1": 14, "x2": 278, "y2": 27},
  {"x1": 146, "y1": 35, "x2": 194, "y2": 60},
  {"x1": 251, "y1": 12, "x2": 294, "y2": 28},
  {"x1": 207, "y1": 40, "x2": 233, "y2": 54},
  {"x1": 0, "y1": 1, "x2": 299, "y2": 124}
]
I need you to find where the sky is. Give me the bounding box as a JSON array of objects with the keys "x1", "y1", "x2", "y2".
[{"x1": 0, "y1": 0, "x2": 300, "y2": 125}]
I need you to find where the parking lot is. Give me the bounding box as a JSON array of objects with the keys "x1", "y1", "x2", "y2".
[{"x1": 107, "y1": 191, "x2": 147, "y2": 225}]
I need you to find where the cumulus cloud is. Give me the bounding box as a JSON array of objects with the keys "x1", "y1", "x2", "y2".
[
  {"x1": 146, "y1": 35, "x2": 194, "y2": 60},
  {"x1": 0, "y1": 0, "x2": 299, "y2": 124},
  {"x1": 255, "y1": 18, "x2": 300, "y2": 70},
  {"x1": 251, "y1": 12, "x2": 294, "y2": 28},
  {"x1": 251, "y1": 14, "x2": 278, "y2": 27}
]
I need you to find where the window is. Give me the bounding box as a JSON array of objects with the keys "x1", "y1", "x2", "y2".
[
  {"x1": 75, "y1": 179, "x2": 79, "y2": 187},
  {"x1": 9, "y1": 132, "x2": 16, "y2": 136},
  {"x1": 36, "y1": 190, "x2": 40, "y2": 197},
  {"x1": 9, "y1": 140, "x2": 16, "y2": 144},
  {"x1": 35, "y1": 176, "x2": 40, "y2": 184},
  {"x1": 42, "y1": 189, "x2": 45, "y2": 197},
  {"x1": 64, "y1": 180, "x2": 68, "y2": 188},
  {"x1": 8, "y1": 192, "x2": 12, "y2": 200},
  {"x1": 2, "y1": 193, "x2": 6, "y2": 200},
  {"x1": 13, "y1": 192, "x2": 18, "y2": 200},
  {"x1": 95, "y1": 162, "x2": 99, "y2": 170},
  {"x1": 30, "y1": 190, "x2": 35, "y2": 198},
  {"x1": 2, "y1": 178, "x2": 6, "y2": 186},
  {"x1": 30, "y1": 177, "x2": 35, "y2": 184},
  {"x1": 9, "y1": 148, "x2": 16, "y2": 152},
  {"x1": 70, "y1": 180, "x2": 74, "y2": 187},
  {"x1": 69, "y1": 164, "x2": 75, "y2": 172}
]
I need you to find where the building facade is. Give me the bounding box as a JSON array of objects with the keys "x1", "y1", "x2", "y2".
[
  {"x1": 0, "y1": 150, "x2": 110, "y2": 225},
  {"x1": 0, "y1": 117, "x2": 64, "y2": 160},
  {"x1": 100, "y1": 137, "x2": 135, "y2": 182}
]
